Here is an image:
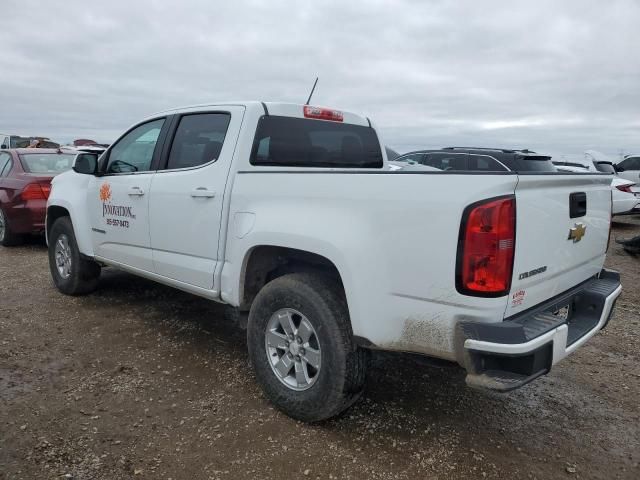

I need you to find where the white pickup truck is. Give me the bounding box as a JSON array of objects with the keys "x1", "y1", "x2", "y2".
[{"x1": 46, "y1": 102, "x2": 622, "y2": 421}]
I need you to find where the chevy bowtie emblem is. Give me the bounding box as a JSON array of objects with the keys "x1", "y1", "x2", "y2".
[{"x1": 568, "y1": 223, "x2": 586, "y2": 243}]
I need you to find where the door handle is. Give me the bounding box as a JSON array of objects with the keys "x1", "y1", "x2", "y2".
[
  {"x1": 190, "y1": 187, "x2": 216, "y2": 198},
  {"x1": 127, "y1": 186, "x2": 145, "y2": 196}
]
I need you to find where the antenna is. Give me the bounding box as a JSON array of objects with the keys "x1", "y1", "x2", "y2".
[{"x1": 305, "y1": 77, "x2": 319, "y2": 105}]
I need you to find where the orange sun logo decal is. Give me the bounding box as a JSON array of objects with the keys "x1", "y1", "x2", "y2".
[{"x1": 99, "y1": 183, "x2": 112, "y2": 202}]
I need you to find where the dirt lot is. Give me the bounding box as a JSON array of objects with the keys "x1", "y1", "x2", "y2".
[{"x1": 1, "y1": 219, "x2": 639, "y2": 480}]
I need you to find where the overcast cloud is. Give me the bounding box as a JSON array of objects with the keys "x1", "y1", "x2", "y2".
[{"x1": 1, "y1": 0, "x2": 638, "y2": 158}]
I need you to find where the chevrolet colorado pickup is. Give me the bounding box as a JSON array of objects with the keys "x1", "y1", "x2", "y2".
[{"x1": 46, "y1": 102, "x2": 622, "y2": 421}]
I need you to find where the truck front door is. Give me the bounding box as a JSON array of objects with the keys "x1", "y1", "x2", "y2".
[{"x1": 87, "y1": 118, "x2": 168, "y2": 272}]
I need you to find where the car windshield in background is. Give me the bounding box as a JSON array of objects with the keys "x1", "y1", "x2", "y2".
[
  {"x1": 11, "y1": 136, "x2": 32, "y2": 148},
  {"x1": 19, "y1": 153, "x2": 75, "y2": 174},
  {"x1": 594, "y1": 162, "x2": 616, "y2": 173},
  {"x1": 250, "y1": 116, "x2": 383, "y2": 168}
]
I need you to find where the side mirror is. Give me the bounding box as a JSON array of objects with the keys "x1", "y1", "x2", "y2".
[
  {"x1": 0, "y1": 144, "x2": 7, "y2": 149},
  {"x1": 614, "y1": 164, "x2": 624, "y2": 172},
  {"x1": 72, "y1": 153, "x2": 99, "y2": 175}
]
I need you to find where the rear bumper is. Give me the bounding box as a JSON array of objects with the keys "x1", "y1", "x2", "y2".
[{"x1": 457, "y1": 269, "x2": 621, "y2": 391}]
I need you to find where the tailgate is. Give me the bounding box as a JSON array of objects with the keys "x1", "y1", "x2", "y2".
[{"x1": 506, "y1": 174, "x2": 612, "y2": 317}]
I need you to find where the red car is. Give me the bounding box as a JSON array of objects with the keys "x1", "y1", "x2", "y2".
[{"x1": 0, "y1": 148, "x2": 75, "y2": 246}]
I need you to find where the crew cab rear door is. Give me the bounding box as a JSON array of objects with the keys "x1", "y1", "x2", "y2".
[
  {"x1": 506, "y1": 174, "x2": 612, "y2": 316},
  {"x1": 148, "y1": 106, "x2": 245, "y2": 290}
]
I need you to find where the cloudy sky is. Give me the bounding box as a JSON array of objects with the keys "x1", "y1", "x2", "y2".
[{"x1": 1, "y1": 0, "x2": 638, "y2": 158}]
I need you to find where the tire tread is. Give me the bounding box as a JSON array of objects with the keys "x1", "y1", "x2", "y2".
[{"x1": 48, "y1": 217, "x2": 100, "y2": 295}]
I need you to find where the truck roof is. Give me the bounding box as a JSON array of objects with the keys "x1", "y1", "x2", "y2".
[{"x1": 150, "y1": 101, "x2": 371, "y2": 127}]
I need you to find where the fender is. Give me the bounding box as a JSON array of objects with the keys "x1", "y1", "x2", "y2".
[
  {"x1": 220, "y1": 231, "x2": 363, "y2": 336},
  {"x1": 47, "y1": 171, "x2": 95, "y2": 257}
]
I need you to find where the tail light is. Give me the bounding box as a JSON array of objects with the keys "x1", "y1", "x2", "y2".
[
  {"x1": 615, "y1": 184, "x2": 634, "y2": 193},
  {"x1": 303, "y1": 105, "x2": 344, "y2": 122},
  {"x1": 21, "y1": 183, "x2": 51, "y2": 200},
  {"x1": 456, "y1": 196, "x2": 516, "y2": 297}
]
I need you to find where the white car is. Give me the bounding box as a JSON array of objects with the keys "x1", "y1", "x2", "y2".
[
  {"x1": 554, "y1": 152, "x2": 640, "y2": 215},
  {"x1": 45, "y1": 101, "x2": 621, "y2": 421},
  {"x1": 610, "y1": 177, "x2": 639, "y2": 215},
  {"x1": 614, "y1": 154, "x2": 640, "y2": 192}
]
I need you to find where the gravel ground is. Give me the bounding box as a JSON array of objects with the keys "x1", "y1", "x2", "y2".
[{"x1": 1, "y1": 218, "x2": 639, "y2": 480}]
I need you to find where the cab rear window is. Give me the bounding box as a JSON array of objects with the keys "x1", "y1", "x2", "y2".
[{"x1": 250, "y1": 116, "x2": 383, "y2": 168}]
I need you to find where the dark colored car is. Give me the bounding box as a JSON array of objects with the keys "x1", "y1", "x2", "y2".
[
  {"x1": 395, "y1": 147, "x2": 557, "y2": 173},
  {"x1": 0, "y1": 149, "x2": 75, "y2": 246}
]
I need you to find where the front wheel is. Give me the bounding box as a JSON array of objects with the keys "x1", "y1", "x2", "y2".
[
  {"x1": 247, "y1": 272, "x2": 368, "y2": 422},
  {"x1": 48, "y1": 217, "x2": 101, "y2": 295}
]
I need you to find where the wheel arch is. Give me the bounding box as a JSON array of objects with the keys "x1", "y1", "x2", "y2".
[
  {"x1": 238, "y1": 245, "x2": 348, "y2": 314},
  {"x1": 46, "y1": 205, "x2": 70, "y2": 244},
  {"x1": 46, "y1": 201, "x2": 94, "y2": 256}
]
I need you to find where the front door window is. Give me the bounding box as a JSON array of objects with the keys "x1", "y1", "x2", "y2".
[{"x1": 105, "y1": 119, "x2": 165, "y2": 174}]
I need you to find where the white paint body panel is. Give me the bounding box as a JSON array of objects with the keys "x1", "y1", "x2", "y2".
[
  {"x1": 611, "y1": 177, "x2": 639, "y2": 215},
  {"x1": 47, "y1": 101, "x2": 615, "y2": 364},
  {"x1": 87, "y1": 173, "x2": 154, "y2": 271},
  {"x1": 48, "y1": 171, "x2": 95, "y2": 256},
  {"x1": 506, "y1": 175, "x2": 612, "y2": 317},
  {"x1": 222, "y1": 172, "x2": 519, "y2": 360},
  {"x1": 149, "y1": 106, "x2": 246, "y2": 289}
]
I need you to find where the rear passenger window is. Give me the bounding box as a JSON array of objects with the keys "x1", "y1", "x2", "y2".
[
  {"x1": 468, "y1": 154, "x2": 508, "y2": 171},
  {"x1": 250, "y1": 116, "x2": 383, "y2": 168},
  {"x1": 167, "y1": 113, "x2": 231, "y2": 170}
]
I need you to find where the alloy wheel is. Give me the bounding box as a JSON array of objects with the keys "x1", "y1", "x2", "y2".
[
  {"x1": 265, "y1": 308, "x2": 322, "y2": 391},
  {"x1": 54, "y1": 234, "x2": 72, "y2": 279}
]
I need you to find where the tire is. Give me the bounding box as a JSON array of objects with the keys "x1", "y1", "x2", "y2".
[
  {"x1": 48, "y1": 216, "x2": 101, "y2": 295},
  {"x1": 247, "y1": 272, "x2": 368, "y2": 422},
  {"x1": 0, "y1": 207, "x2": 23, "y2": 247}
]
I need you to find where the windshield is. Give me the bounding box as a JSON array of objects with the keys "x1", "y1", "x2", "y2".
[
  {"x1": 10, "y1": 136, "x2": 32, "y2": 148},
  {"x1": 19, "y1": 153, "x2": 75, "y2": 174}
]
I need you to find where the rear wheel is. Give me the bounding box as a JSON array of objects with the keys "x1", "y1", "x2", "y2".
[
  {"x1": 247, "y1": 272, "x2": 368, "y2": 422},
  {"x1": 48, "y1": 216, "x2": 101, "y2": 295},
  {"x1": 0, "y1": 207, "x2": 23, "y2": 247}
]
